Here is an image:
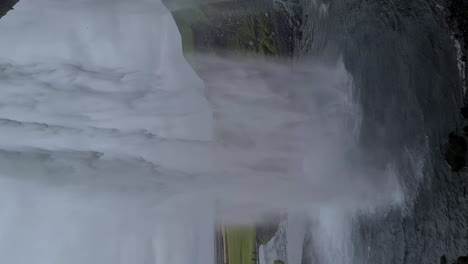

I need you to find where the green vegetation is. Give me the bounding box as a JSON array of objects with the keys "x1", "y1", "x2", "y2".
[
  {"x1": 169, "y1": 3, "x2": 279, "y2": 57},
  {"x1": 171, "y1": 7, "x2": 208, "y2": 55},
  {"x1": 172, "y1": 10, "x2": 208, "y2": 25},
  {"x1": 274, "y1": 260, "x2": 285, "y2": 264},
  {"x1": 224, "y1": 226, "x2": 257, "y2": 264},
  {"x1": 227, "y1": 15, "x2": 278, "y2": 56},
  {"x1": 174, "y1": 20, "x2": 194, "y2": 54}
]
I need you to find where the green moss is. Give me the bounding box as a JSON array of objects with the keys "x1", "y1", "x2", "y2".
[
  {"x1": 172, "y1": 7, "x2": 210, "y2": 25},
  {"x1": 224, "y1": 226, "x2": 257, "y2": 264},
  {"x1": 169, "y1": 3, "x2": 278, "y2": 57},
  {"x1": 274, "y1": 260, "x2": 285, "y2": 264},
  {"x1": 174, "y1": 20, "x2": 194, "y2": 55},
  {"x1": 227, "y1": 15, "x2": 278, "y2": 56},
  {"x1": 171, "y1": 7, "x2": 209, "y2": 56}
]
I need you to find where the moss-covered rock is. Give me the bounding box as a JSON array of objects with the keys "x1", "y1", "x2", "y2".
[
  {"x1": 274, "y1": 260, "x2": 285, "y2": 264},
  {"x1": 166, "y1": 0, "x2": 301, "y2": 58},
  {"x1": 444, "y1": 132, "x2": 467, "y2": 172}
]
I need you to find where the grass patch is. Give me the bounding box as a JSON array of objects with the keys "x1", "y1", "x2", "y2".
[{"x1": 224, "y1": 226, "x2": 257, "y2": 264}]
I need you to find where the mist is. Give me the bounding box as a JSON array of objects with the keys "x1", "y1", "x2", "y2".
[{"x1": 0, "y1": 0, "x2": 405, "y2": 263}]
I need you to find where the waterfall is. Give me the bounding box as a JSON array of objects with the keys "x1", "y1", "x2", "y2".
[{"x1": 0, "y1": 0, "x2": 406, "y2": 263}]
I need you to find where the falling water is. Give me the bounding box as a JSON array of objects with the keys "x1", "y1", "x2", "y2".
[{"x1": 0, "y1": 0, "x2": 418, "y2": 263}]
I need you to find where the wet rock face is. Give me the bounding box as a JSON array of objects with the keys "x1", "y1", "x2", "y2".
[
  {"x1": 441, "y1": 255, "x2": 448, "y2": 264},
  {"x1": 0, "y1": 0, "x2": 19, "y2": 20},
  {"x1": 461, "y1": 107, "x2": 468, "y2": 119},
  {"x1": 457, "y1": 256, "x2": 468, "y2": 264},
  {"x1": 440, "y1": 255, "x2": 468, "y2": 264},
  {"x1": 255, "y1": 213, "x2": 283, "y2": 245},
  {"x1": 448, "y1": 0, "x2": 468, "y2": 48},
  {"x1": 444, "y1": 132, "x2": 467, "y2": 172},
  {"x1": 329, "y1": 0, "x2": 467, "y2": 263},
  {"x1": 256, "y1": 222, "x2": 280, "y2": 245}
]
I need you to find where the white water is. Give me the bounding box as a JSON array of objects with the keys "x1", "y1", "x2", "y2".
[{"x1": 0, "y1": 0, "x2": 403, "y2": 263}]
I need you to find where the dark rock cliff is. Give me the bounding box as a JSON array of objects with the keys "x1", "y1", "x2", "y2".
[{"x1": 0, "y1": 0, "x2": 19, "y2": 20}]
